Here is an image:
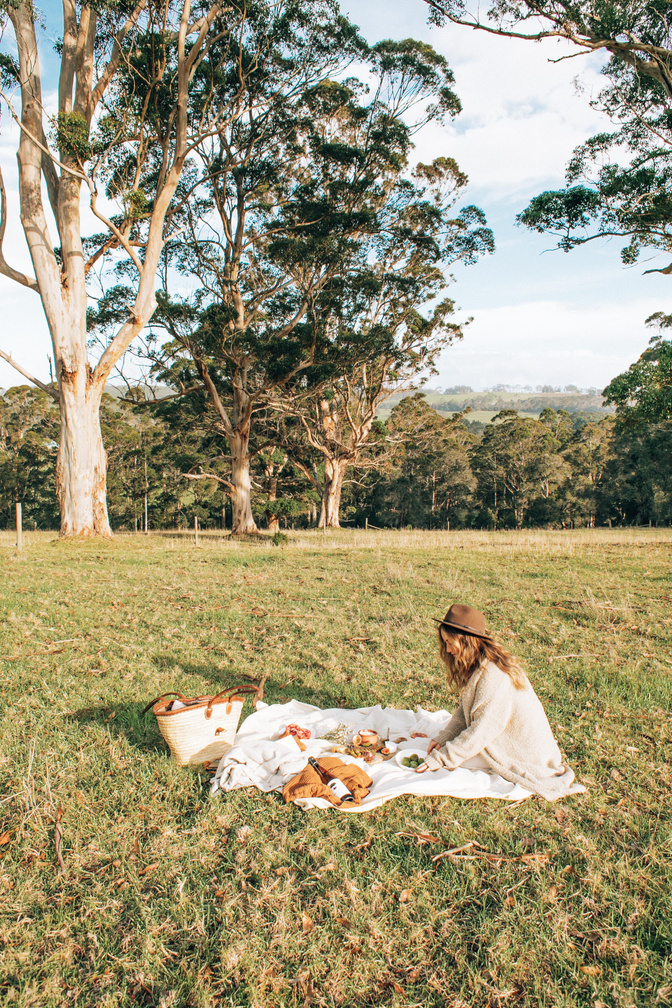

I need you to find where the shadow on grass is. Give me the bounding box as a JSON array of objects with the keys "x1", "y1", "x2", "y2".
[
  {"x1": 64, "y1": 658, "x2": 357, "y2": 764},
  {"x1": 151, "y1": 653, "x2": 359, "y2": 711},
  {"x1": 64, "y1": 701, "x2": 167, "y2": 756}
]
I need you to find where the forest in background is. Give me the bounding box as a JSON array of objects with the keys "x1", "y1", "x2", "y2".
[{"x1": 2, "y1": 381, "x2": 669, "y2": 533}]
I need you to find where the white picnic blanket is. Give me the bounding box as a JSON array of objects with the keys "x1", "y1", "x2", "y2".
[{"x1": 210, "y1": 699, "x2": 532, "y2": 811}]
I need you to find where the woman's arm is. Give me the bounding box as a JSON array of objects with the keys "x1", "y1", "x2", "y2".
[
  {"x1": 431, "y1": 704, "x2": 468, "y2": 748},
  {"x1": 419, "y1": 668, "x2": 515, "y2": 771}
]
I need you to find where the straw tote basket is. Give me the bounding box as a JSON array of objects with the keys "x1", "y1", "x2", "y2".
[{"x1": 142, "y1": 685, "x2": 260, "y2": 766}]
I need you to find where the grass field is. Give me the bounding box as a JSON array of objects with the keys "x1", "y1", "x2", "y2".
[{"x1": 1, "y1": 529, "x2": 671, "y2": 1008}]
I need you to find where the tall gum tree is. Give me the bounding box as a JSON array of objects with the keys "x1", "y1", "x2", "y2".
[
  {"x1": 88, "y1": 1, "x2": 371, "y2": 534},
  {"x1": 111, "y1": 31, "x2": 474, "y2": 533},
  {"x1": 271, "y1": 158, "x2": 493, "y2": 527},
  {"x1": 0, "y1": 0, "x2": 251, "y2": 535}
]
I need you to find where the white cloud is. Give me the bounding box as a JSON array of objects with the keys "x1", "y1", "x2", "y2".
[
  {"x1": 436, "y1": 300, "x2": 656, "y2": 391},
  {"x1": 341, "y1": 0, "x2": 608, "y2": 196}
]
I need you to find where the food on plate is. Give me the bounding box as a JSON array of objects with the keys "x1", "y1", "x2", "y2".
[
  {"x1": 284, "y1": 724, "x2": 312, "y2": 739},
  {"x1": 353, "y1": 730, "x2": 379, "y2": 747},
  {"x1": 401, "y1": 755, "x2": 424, "y2": 769}
]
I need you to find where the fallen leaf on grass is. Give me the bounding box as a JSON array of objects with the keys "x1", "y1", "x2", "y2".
[
  {"x1": 335, "y1": 916, "x2": 351, "y2": 928},
  {"x1": 0, "y1": 832, "x2": 11, "y2": 845},
  {"x1": 504, "y1": 894, "x2": 515, "y2": 907},
  {"x1": 138, "y1": 862, "x2": 159, "y2": 876},
  {"x1": 53, "y1": 804, "x2": 65, "y2": 874},
  {"x1": 579, "y1": 965, "x2": 601, "y2": 977},
  {"x1": 432, "y1": 839, "x2": 550, "y2": 866},
  {"x1": 395, "y1": 831, "x2": 442, "y2": 845},
  {"x1": 399, "y1": 889, "x2": 412, "y2": 903},
  {"x1": 301, "y1": 911, "x2": 313, "y2": 933},
  {"x1": 2, "y1": 647, "x2": 65, "y2": 661}
]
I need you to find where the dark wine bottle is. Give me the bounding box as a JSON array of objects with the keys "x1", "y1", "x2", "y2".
[{"x1": 307, "y1": 757, "x2": 356, "y2": 802}]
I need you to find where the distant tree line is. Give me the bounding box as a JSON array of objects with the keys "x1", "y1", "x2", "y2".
[{"x1": 3, "y1": 325, "x2": 670, "y2": 531}]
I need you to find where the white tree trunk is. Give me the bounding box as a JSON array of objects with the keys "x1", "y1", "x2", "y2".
[
  {"x1": 265, "y1": 476, "x2": 280, "y2": 533},
  {"x1": 230, "y1": 432, "x2": 258, "y2": 535},
  {"x1": 319, "y1": 458, "x2": 347, "y2": 528},
  {"x1": 57, "y1": 378, "x2": 111, "y2": 536}
]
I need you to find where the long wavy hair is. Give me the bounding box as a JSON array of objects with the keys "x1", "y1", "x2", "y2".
[{"x1": 438, "y1": 628, "x2": 527, "y2": 690}]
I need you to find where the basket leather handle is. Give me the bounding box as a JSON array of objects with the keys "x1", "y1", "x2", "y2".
[
  {"x1": 141, "y1": 692, "x2": 188, "y2": 716},
  {"x1": 204, "y1": 684, "x2": 261, "y2": 719}
]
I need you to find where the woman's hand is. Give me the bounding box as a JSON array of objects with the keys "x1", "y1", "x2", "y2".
[{"x1": 415, "y1": 740, "x2": 440, "y2": 773}]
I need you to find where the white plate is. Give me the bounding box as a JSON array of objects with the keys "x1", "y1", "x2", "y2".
[{"x1": 394, "y1": 749, "x2": 428, "y2": 770}]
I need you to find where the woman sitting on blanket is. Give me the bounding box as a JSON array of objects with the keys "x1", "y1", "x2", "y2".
[{"x1": 415, "y1": 603, "x2": 585, "y2": 802}]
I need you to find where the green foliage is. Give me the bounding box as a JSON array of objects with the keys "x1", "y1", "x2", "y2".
[
  {"x1": 362, "y1": 394, "x2": 475, "y2": 529},
  {"x1": 517, "y1": 4, "x2": 672, "y2": 268},
  {"x1": 121, "y1": 20, "x2": 493, "y2": 531},
  {"x1": 518, "y1": 186, "x2": 602, "y2": 250},
  {"x1": 425, "y1": 1, "x2": 672, "y2": 273},
  {"x1": 0, "y1": 51, "x2": 19, "y2": 87},
  {"x1": 0, "y1": 386, "x2": 59, "y2": 528},
  {"x1": 126, "y1": 189, "x2": 150, "y2": 220},
  {"x1": 54, "y1": 111, "x2": 91, "y2": 162},
  {"x1": 603, "y1": 315, "x2": 672, "y2": 425},
  {"x1": 471, "y1": 411, "x2": 569, "y2": 529}
]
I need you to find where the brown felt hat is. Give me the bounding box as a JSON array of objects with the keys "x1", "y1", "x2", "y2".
[{"x1": 431, "y1": 603, "x2": 493, "y2": 641}]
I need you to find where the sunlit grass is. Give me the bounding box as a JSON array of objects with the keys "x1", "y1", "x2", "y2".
[{"x1": 1, "y1": 529, "x2": 670, "y2": 1007}]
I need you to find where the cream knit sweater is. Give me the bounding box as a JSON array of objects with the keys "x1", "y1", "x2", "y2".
[{"x1": 422, "y1": 661, "x2": 586, "y2": 802}]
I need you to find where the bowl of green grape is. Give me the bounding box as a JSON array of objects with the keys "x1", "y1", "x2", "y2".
[{"x1": 395, "y1": 749, "x2": 428, "y2": 770}]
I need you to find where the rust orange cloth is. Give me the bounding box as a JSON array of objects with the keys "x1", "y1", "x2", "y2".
[{"x1": 282, "y1": 757, "x2": 372, "y2": 807}]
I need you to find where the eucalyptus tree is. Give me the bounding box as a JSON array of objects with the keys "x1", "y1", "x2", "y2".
[
  {"x1": 472, "y1": 410, "x2": 567, "y2": 529},
  {"x1": 603, "y1": 313, "x2": 672, "y2": 425},
  {"x1": 271, "y1": 156, "x2": 492, "y2": 528},
  {"x1": 361, "y1": 393, "x2": 475, "y2": 530},
  {"x1": 0, "y1": 0, "x2": 289, "y2": 536},
  {"x1": 557, "y1": 417, "x2": 613, "y2": 527},
  {"x1": 0, "y1": 386, "x2": 59, "y2": 528},
  {"x1": 119, "y1": 31, "x2": 481, "y2": 533},
  {"x1": 422, "y1": 1, "x2": 672, "y2": 277}
]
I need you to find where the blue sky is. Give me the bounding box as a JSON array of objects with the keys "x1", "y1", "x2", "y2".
[
  {"x1": 337, "y1": 0, "x2": 669, "y2": 391},
  {"x1": 0, "y1": 0, "x2": 668, "y2": 391}
]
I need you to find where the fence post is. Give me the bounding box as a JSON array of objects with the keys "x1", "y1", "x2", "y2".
[
  {"x1": 195, "y1": 515, "x2": 200, "y2": 546},
  {"x1": 16, "y1": 502, "x2": 22, "y2": 551},
  {"x1": 365, "y1": 517, "x2": 368, "y2": 532}
]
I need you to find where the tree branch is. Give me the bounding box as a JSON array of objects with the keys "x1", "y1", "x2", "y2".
[
  {"x1": 0, "y1": 89, "x2": 91, "y2": 183},
  {"x1": 184, "y1": 469, "x2": 234, "y2": 493},
  {"x1": 0, "y1": 167, "x2": 39, "y2": 292},
  {"x1": 89, "y1": 190, "x2": 143, "y2": 272},
  {"x1": 0, "y1": 349, "x2": 60, "y2": 401},
  {"x1": 90, "y1": 0, "x2": 149, "y2": 116}
]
